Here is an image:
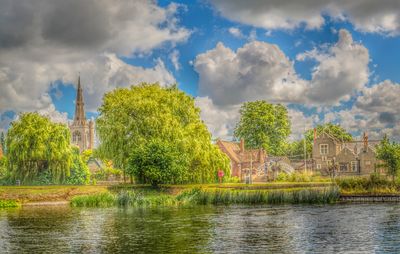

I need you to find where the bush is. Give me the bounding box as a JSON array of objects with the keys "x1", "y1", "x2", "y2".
[
  {"x1": 0, "y1": 200, "x2": 20, "y2": 208},
  {"x1": 65, "y1": 147, "x2": 90, "y2": 185},
  {"x1": 336, "y1": 173, "x2": 396, "y2": 193}
]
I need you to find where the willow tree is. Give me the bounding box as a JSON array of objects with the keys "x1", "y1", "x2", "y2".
[
  {"x1": 6, "y1": 113, "x2": 72, "y2": 184},
  {"x1": 96, "y1": 83, "x2": 229, "y2": 184}
]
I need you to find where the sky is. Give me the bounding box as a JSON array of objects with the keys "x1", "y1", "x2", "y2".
[{"x1": 1, "y1": 0, "x2": 400, "y2": 141}]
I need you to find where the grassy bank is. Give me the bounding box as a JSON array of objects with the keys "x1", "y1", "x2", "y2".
[
  {"x1": 70, "y1": 187, "x2": 340, "y2": 208},
  {"x1": 336, "y1": 174, "x2": 400, "y2": 195}
]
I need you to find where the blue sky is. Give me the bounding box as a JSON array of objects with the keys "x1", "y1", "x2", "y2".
[{"x1": 1, "y1": 0, "x2": 400, "y2": 140}]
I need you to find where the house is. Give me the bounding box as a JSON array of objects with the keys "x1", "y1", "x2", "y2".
[
  {"x1": 216, "y1": 139, "x2": 266, "y2": 179},
  {"x1": 312, "y1": 131, "x2": 382, "y2": 175}
]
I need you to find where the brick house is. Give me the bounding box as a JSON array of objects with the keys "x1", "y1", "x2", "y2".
[
  {"x1": 216, "y1": 139, "x2": 266, "y2": 179},
  {"x1": 312, "y1": 131, "x2": 382, "y2": 175}
]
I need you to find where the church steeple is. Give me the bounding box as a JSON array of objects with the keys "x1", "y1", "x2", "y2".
[{"x1": 74, "y1": 75, "x2": 86, "y2": 125}]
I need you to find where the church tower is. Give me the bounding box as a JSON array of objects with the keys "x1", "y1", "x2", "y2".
[{"x1": 69, "y1": 76, "x2": 94, "y2": 152}]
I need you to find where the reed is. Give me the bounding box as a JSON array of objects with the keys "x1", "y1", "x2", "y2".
[
  {"x1": 70, "y1": 187, "x2": 340, "y2": 208},
  {"x1": 70, "y1": 192, "x2": 115, "y2": 207}
]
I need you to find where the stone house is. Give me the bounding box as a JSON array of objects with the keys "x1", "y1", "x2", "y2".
[
  {"x1": 216, "y1": 139, "x2": 266, "y2": 179},
  {"x1": 312, "y1": 131, "x2": 382, "y2": 175}
]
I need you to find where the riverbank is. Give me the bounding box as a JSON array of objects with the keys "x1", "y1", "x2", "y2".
[
  {"x1": 3, "y1": 180, "x2": 400, "y2": 207},
  {"x1": 0, "y1": 182, "x2": 334, "y2": 205}
]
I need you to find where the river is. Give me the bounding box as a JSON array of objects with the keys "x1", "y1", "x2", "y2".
[{"x1": 0, "y1": 204, "x2": 399, "y2": 253}]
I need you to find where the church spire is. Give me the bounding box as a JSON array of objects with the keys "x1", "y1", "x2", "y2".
[{"x1": 74, "y1": 75, "x2": 86, "y2": 124}]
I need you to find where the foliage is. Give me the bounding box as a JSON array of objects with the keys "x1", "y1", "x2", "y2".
[
  {"x1": 275, "y1": 171, "x2": 329, "y2": 182},
  {"x1": 128, "y1": 139, "x2": 189, "y2": 186},
  {"x1": 376, "y1": 136, "x2": 400, "y2": 182},
  {"x1": 234, "y1": 101, "x2": 290, "y2": 156},
  {"x1": 6, "y1": 113, "x2": 72, "y2": 184},
  {"x1": 65, "y1": 147, "x2": 91, "y2": 185},
  {"x1": 0, "y1": 156, "x2": 7, "y2": 180},
  {"x1": 287, "y1": 123, "x2": 353, "y2": 159},
  {"x1": 96, "y1": 83, "x2": 230, "y2": 184},
  {"x1": 0, "y1": 132, "x2": 5, "y2": 155},
  {"x1": 336, "y1": 173, "x2": 397, "y2": 194},
  {"x1": 0, "y1": 200, "x2": 20, "y2": 208},
  {"x1": 81, "y1": 149, "x2": 93, "y2": 164}
]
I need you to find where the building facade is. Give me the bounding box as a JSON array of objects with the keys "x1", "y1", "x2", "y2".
[
  {"x1": 312, "y1": 132, "x2": 381, "y2": 175},
  {"x1": 69, "y1": 76, "x2": 94, "y2": 152},
  {"x1": 216, "y1": 139, "x2": 266, "y2": 179}
]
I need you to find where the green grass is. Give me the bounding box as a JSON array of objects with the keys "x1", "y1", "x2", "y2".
[
  {"x1": 70, "y1": 192, "x2": 115, "y2": 207},
  {"x1": 0, "y1": 200, "x2": 20, "y2": 208},
  {"x1": 70, "y1": 187, "x2": 340, "y2": 208}
]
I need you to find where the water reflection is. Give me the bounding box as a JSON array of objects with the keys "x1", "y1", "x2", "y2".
[{"x1": 0, "y1": 204, "x2": 400, "y2": 253}]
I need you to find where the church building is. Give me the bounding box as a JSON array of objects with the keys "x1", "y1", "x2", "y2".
[{"x1": 69, "y1": 76, "x2": 94, "y2": 152}]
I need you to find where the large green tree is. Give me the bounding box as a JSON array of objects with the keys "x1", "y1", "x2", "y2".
[
  {"x1": 234, "y1": 101, "x2": 291, "y2": 155},
  {"x1": 376, "y1": 135, "x2": 400, "y2": 182},
  {"x1": 6, "y1": 113, "x2": 72, "y2": 184},
  {"x1": 287, "y1": 123, "x2": 353, "y2": 159},
  {"x1": 0, "y1": 132, "x2": 5, "y2": 154},
  {"x1": 96, "y1": 83, "x2": 229, "y2": 184}
]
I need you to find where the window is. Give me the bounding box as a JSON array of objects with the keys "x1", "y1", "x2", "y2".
[
  {"x1": 340, "y1": 163, "x2": 348, "y2": 172},
  {"x1": 316, "y1": 164, "x2": 321, "y2": 169},
  {"x1": 321, "y1": 156, "x2": 327, "y2": 161},
  {"x1": 320, "y1": 144, "x2": 329, "y2": 155},
  {"x1": 351, "y1": 161, "x2": 358, "y2": 172},
  {"x1": 73, "y1": 131, "x2": 81, "y2": 143}
]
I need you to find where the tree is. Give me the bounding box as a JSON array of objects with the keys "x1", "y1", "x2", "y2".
[
  {"x1": 128, "y1": 139, "x2": 189, "y2": 186},
  {"x1": 6, "y1": 113, "x2": 72, "y2": 184},
  {"x1": 96, "y1": 83, "x2": 229, "y2": 184},
  {"x1": 65, "y1": 147, "x2": 91, "y2": 185},
  {"x1": 0, "y1": 132, "x2": 5, "y2": 155},
  {"x1": 376, "y1": 135, "x2": 400, "y2": 182},
  {"x1": 287, "y1": 123, "x2": 353, "y2": 159},
  {"x1": 234, "y1": 101, "x2": 290, "y2": 155}
]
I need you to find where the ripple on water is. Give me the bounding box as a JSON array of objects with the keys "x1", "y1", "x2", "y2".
[{"x1": 0, "y1": 204, "x2": 400, "y2": 253}]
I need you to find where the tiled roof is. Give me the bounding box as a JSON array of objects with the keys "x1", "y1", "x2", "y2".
[{"x1": 217, "y1": 140, "x2": 264, "y2": 163}]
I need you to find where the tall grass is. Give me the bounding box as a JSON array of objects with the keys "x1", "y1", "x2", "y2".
[
  {"x1": 179, "y1": 187, "x2": 340, "y2": 205},
  {"x1": 70, "y1": 192, "x2": 115, "y2": 207},
  {"x1": 0, "y1": 200, "x2": 20, "y2": 208},
  {"x1": 71, "y1": 187, "x2": 340, "y2": 208}
]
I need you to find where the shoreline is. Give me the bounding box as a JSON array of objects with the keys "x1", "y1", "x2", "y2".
[{"x1": 2, "y1": 183, "x2": 400, "y2": 207}]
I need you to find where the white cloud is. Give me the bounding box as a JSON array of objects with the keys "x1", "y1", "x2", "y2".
[
  {"x1": 0, "y1": 0, "x2": 188, "y2": 116},
  {"x1": 211, "y1": 0, "x2": 400, "y2": 35},
  {"x1": 288, "y1": 109, "x2": 316, "y2": 141},
  {"x1": 305, "y1": 29, "x2": 370, "y2": 104},
  {"x1": 228, "y1": 27, "x2": 244, "y2": 38},
  {"x1": 320, "y1": 80, "x2": 400, "y2": 140},
  {"x1": 195, "y1": 96, "x2": 240, "y2": 139},
  {"x1": 194, "y1": 41, "x2": 306, "y2": 107},
  {"x1": 194, "y1": 29, "x2": 369, "y2": 107},
  {"x1": 169, "y1": 49, "x2": 181, "y2": 71}
]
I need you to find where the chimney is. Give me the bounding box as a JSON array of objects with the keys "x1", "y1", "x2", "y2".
[
  {"x1": 313, "y1": 128, "x2": 317, "y2": 144},
  {"x1": 240, "y1": 139, "x2": 245, "y2": 153},
  {"x1": 363, "y1": 132, "x2": 368, "y2": 151}
]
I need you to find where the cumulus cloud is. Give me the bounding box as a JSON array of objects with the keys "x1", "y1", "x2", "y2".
[
  {"x1": 0, "y1": 0, "x2": 188, "y2": 116},
  {"x1": 194, "y1": 29, "x2": 374, "y2": 139},
  {"x1": 194, "y1": 41, "x2": 306, "y2": 106},
  {"x1": 195, "y1": 97, "x2": 240, "y2": 139},
  {"x1": 194, "y1": 29, "x2": 369, "y2": 107},
  {"x1": 211, "y1": 0, "x2": 400, "y2": 35},
  {"x1": 321, "y1": 80, "x2": 400, "y2": 140},
  {"x1": 304, "y1": 29, "x2": 370, "y2": 104}
]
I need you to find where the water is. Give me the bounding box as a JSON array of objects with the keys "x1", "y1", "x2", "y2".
[{"x1": 0, "y1": 204, "x2": 400, "y2": 253}]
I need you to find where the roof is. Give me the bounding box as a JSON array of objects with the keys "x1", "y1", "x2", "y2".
[{"x1": 217, "y1": 140, "x2": 265, "y2": 164}]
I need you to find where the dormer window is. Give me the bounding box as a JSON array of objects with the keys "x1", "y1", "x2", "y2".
[{"x1": 320, "y1": 144, "x2": 328, "y2": 155}]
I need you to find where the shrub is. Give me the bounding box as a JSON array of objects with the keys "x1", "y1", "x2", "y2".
[
  {"x1": 0, "y1": 200, "x2": 20, "y2": 208},
  {"x1": 71, "y1": 192, "x2": 115, "y2": 207}
]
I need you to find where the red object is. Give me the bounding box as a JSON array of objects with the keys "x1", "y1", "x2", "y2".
[{"x1": 218, "y1": 170, "x2": 224, "y2": 183}]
